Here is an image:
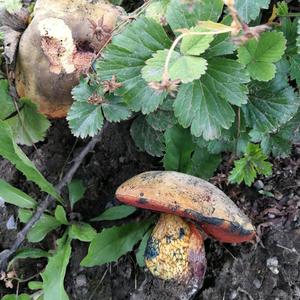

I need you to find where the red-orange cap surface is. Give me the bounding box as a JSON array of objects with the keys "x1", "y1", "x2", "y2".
[{"x1": 115, "y1": 171, "x2": 255, "y2": 243}]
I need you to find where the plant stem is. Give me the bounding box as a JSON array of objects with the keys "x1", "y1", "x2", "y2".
[
  {"x1": 281, "y1": 13, "x2": 300, "y2": 17},
  {"x1": 0, "y1": 122, "x2": 109, "y2": 271}
]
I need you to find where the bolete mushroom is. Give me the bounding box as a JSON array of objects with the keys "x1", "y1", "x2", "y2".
[
  {"x1": 115, "y1": 171, "x2": 255, "y2": 286},
  {"x1": 15, "y1": 0, "x2": 123, "y2": 118}
]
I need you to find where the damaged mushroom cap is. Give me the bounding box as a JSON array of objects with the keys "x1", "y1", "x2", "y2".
[
  {"x1": 145, "y1": 214, "x2": 206, "y2": 285},
  {"x1": 115, "y1": 171, "x2": 255, "y2": 243},
  {"x1": 15, "y1": 0, "x2": 123, "y2": 118}
]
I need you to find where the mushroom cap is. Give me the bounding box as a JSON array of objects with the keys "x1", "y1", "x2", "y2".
[
  {"x1": 145, "y1": 214, "x2": 206, "y2": 285},
  {"x1": 115, "y1": 171, "x2": 255, "y2": 243},
  {"x1": 15, "y1": 0, "x2": 123, "y2": 118}
]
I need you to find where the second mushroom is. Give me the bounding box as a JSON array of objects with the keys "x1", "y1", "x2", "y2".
[{"x1": 115, "y1": 171, "x2": 255, "y2": 288}]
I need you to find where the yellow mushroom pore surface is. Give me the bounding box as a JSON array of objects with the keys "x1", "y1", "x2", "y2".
[{"x1": 145, "y1": 214, "x2": 206, "y2": 284}]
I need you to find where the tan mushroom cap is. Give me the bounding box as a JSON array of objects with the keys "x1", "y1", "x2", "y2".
[
  {"x1": 15, "y1": 0, "x2": 123, "y2": 118},
  {"x1": 116, "y1": 171, "x2": 255, "y2": 243}
]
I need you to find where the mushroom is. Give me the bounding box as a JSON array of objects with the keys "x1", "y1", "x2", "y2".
[
  {"x1": 15, "y1": 0, "x2": 123, "y2": 118},
  {"x1": 115, "y1": 171, "x2": 255, "y2": 286}
]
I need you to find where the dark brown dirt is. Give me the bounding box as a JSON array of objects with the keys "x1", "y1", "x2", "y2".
[{"x1": 1, "y1": 120, "x2": 300, "y2": 300}]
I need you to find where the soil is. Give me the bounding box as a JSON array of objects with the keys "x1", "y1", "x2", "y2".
[{"x1": 0, "y1": 120, "x2": 300, "y2": 300}]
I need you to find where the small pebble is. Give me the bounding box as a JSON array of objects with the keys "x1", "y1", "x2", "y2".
[
  {"x1": 254, "y1": 180, "x2": 264, "y2": 190},
  {"x1": 253, "y1": 278, "x2": 262, "y2": 289},
  {"x1": 266, "y1": 257, "x2": 279, "y2": 274},
  {"x1": 0, "y1": 197, "x2": 5, "y2": 207},
  {"x1": 6, "y1": 215, "x2": 17, "y2": 230},
  {"x1": 75, "y1": 274, "x2": 87, "y2": 288},
  {"x1": 264, "y1": 185, "x2": 273, "y2": 192},
  {"x1": 274, "y1": 192, "x2": 283, "y2": 200},
  {"x1": 119, "y1": 156, "x2": 125, "y2": 163},
  {"x1": 229, "y1": 290, "x2": 238, "y2": 299},
  {"x1": 288, "y1": 192, "x2": 295, "y2": 199}
]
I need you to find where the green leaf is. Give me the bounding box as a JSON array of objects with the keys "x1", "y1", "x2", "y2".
[
  {"x1": 238, "y1": 32, "x2": 286, "y2": 81},
  {"x1": 206, "y1": 16, "x2": 237, "y2": 57},
  {"x1": 297, "y1": 18, "x2": 300, "y2": 54},
  {"x1": 102, "y1": 96, "x2": 131, "y2": 122},
  {"x1": 250, "y1": 110, "x2": 300, "y2": 157},
  {"x1": 71, "y1": 77, "x2": 98, "y2": 102},
  {"x1": 141, "y1": 49, "x2": 216, "y2": 85},
  {"x1": 27, "y1": 214, "x2": 61, "y2": 243},
  {"x1": 145, "y1": 0, "x2": 170, "y2": 24},
  {"x1": 190, "y1": 146, "x2": 221, "y2": 179},
  {"x1": 163, "y1": 125, "x2": 195, "y2": 172},
  {"x1": 41, "y1": 235, "x2": 72, "y2": 300},
  {"x1": 242, "y1": 66, "x2": 298, "y2": 133},
  {"x1": 194, "y1": 117, "x2": 250, "y2": 156},
  {"x1": 0, "y1": 179, "x2": 37, "y2": 208},
  {"x1": 81, "y1": 219, "x2": 154, "y2": 267},
  {"x1": 68, "y1": 179, "x2": 86, "y2": 209},
  {"x1": 97, "y1": 17, "x2": 171, "y2": 114},
  {"x1": 206, "y1": 34, "x2": 236, "y2": 57},
  {"x1": 169, "y1": 55, "x2": 207, "y2": 83},
  {"x1": 130, "y1": 115, "x2": 165, "y2": 157},
  {"x1": 250, "y1": 130, "x2": 291, "y2": 158},
  {"x1": 1, "y1": 295, "x2": 31, "y2": 300},
  {"x1": 180, "y1": 26, "x2": 214, "y2": 56},
  {"x1": 0, "y1": 0, "x2": 22, "y2": 13},
  {"x1": 54, "y1": 206, "x2": 68, "y2": 225},
  {"x1": 28, "y1": 281, "x2": 43, "y2": 290},
  {"x1": 67, "y1": 102, "x2": 104, "y2": 138},
  {"x1": 174, "y1": 58, "x2": 249, "y2": 140},
  {"x1": 290, "y1": 54, "x2": 300, "y2": 86},
  {"x1": 18, "y1": 208, "x2": 33, "y2": 223},
  {"x1": 146, "y1": 99, "x2": 176, "y2": 131},
  {"x1": 0, "y1": 79, "x2": 16, "y2": 120},
  {"x1": 12, "y1": 248, "x2": 49, "y2": 260},
  {"x1": 174, "y1": 80, "x2": 232, "y2": 140},
  {"x1": 8, "y1": 248, "x2": 49, "y2": 269},
  {"x1": 276, "y1": 1, "x2": 288, "y2": 16},
  {"x1": 166, "y1": 0, "x2": 223, "y2": 31},
  {"x1": 0, "y1": 121, "x2": 60, "y2": 200},
  {"x1": 279, "y1": 17, "x2": 298, "y2": 55},
  {"x1": 162, "y1": 125, "x2": 221, "y2": 178},
  {"x1": 142, "y1": 50, "x2": 180, "y2": 82},
  {"x1": 91, "y1": 205, "x2": 137, "y2": 221},
  {"x1": 136, "y1": 229, "x2": 152, "y2": 268},
  {"x1": 203, "y1": 58, "x2": 250, "y2": 106},
  {"x1": 235, "y1": 0, "x2": 271, "y2": 23},
  {"x1": 229, "y1": 143, "x2": 272, "y2": 186},
  {"x1": 69, "y1": 223, "x2": 97, "y2": 242},
  {"x1": 5, "y1": 98, "x2": 50, "y2": 146}
]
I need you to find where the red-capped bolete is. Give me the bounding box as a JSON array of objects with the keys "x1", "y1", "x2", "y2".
[{"x1": 115, "y1": 171, "x2": 255, "y2": 288}]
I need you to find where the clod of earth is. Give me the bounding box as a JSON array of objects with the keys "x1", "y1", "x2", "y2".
[
  {"x1": 15, "y1": 0, "x2": 123, "y2": 118},
  {"x1": 115, "y1": 171, "x2": 255, "y2": 288}
]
